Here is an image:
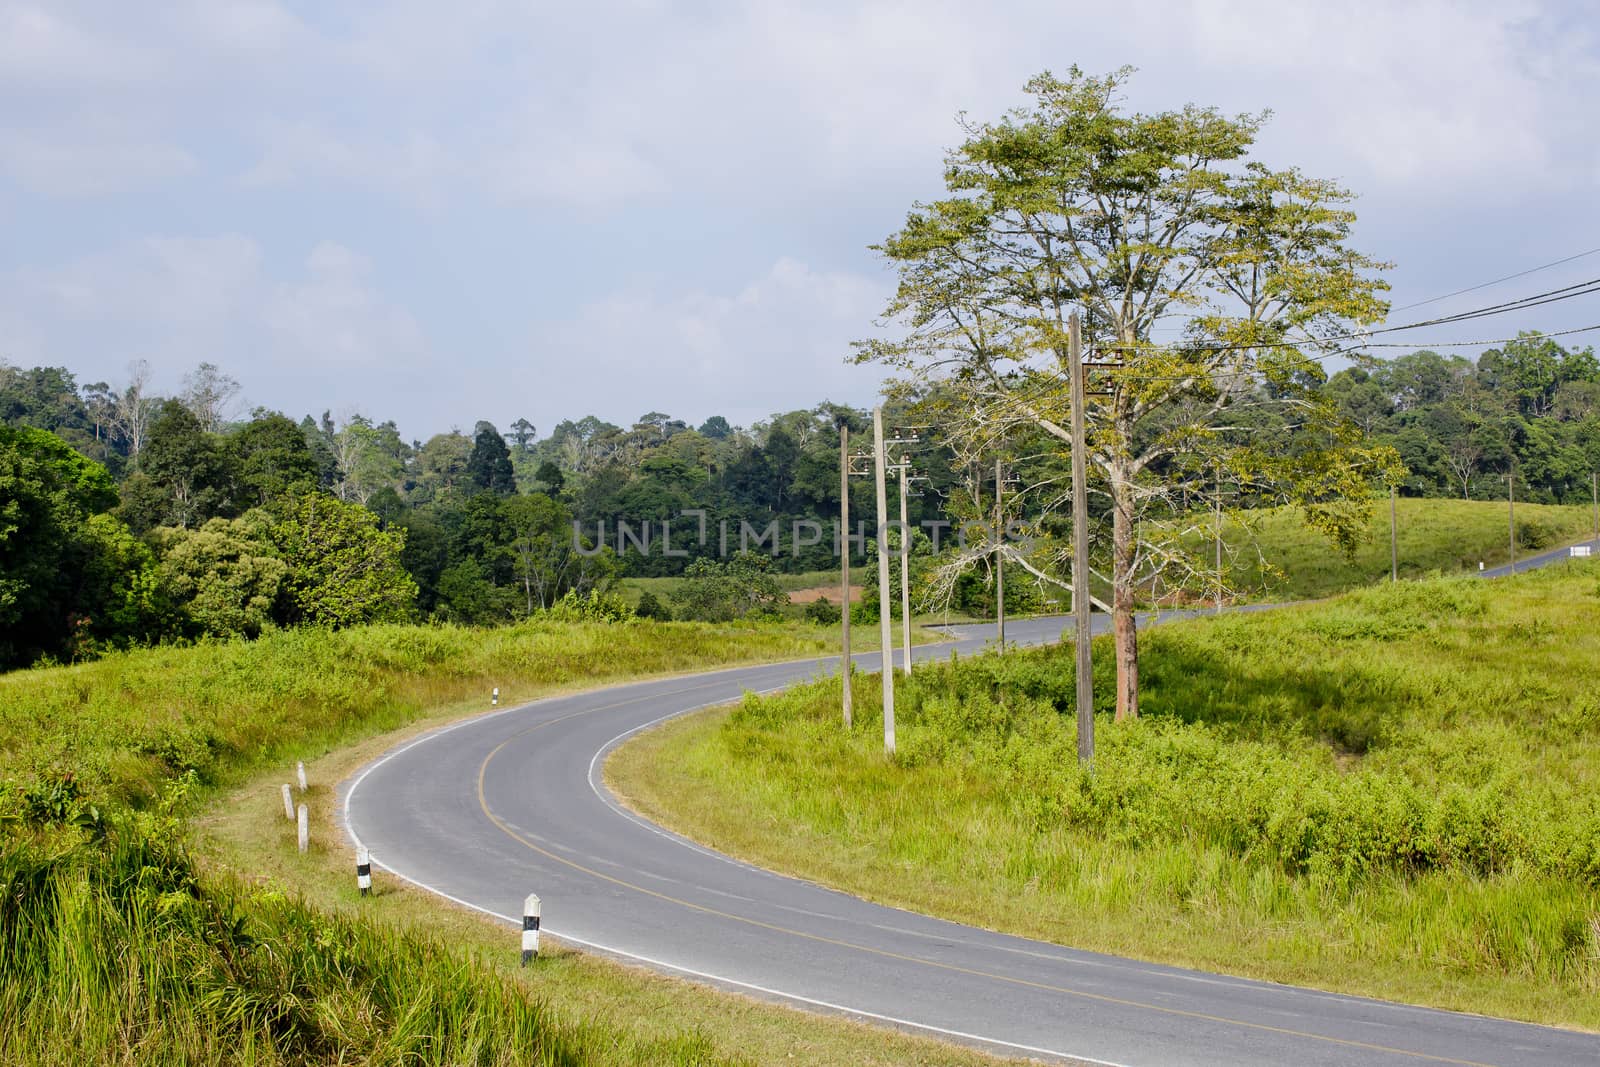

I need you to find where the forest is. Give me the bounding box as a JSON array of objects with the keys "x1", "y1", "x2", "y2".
[{"x1": 1, "y1": 331, "x2": 1597, "y2": 669}]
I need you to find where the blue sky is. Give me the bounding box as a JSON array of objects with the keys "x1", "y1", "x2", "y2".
[{"x1": 2, "y1": 1, "x2": 1597, "y2": 442}]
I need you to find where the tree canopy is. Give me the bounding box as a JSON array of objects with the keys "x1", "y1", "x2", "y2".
[{"x1": 860, "y1": 67, "x2": 1401, "y2": 718}]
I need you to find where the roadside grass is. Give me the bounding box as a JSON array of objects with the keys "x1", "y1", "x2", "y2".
[
  {"x1": 2, "y1": 616, "x2": 1003, "y2": 1066},
  {"x1": 0, "y1": 615, "x2": 916, "y2": 809},
  {"x1": 609, "y1": 562, "x2": 1600, "y2": 1031},
  {"x1": 187, "y1": 726, "x2": 1028, "y2": 1067},
  {"x1": 1215, "y1": 497, "x2": 1596, "y2": 602}
]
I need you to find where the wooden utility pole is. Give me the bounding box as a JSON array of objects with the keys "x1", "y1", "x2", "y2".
[
  {"x1": 839, "y1": 421, "x2": 852, "y2": 728},
  {"x1": 1068, "y1": 312, "x2": 1093, "y2": 765},
  {"x1": 898, "y1": 459, "x2": 912, "y2": 677},
  {"x1": 1592, "y1": 471, "x2": 1597, "y2": 546},
  {"x1": 873, "y1": 407, "x2": 894, "y2": 755},
  {"x1": 1508, "y1": 464, "x2": 1516, "y2": 574},
  {"x1": 1214, "y1": 463, "x2": 1223, "y2": 615},
  {"x1": 1390, "y1": 484, "x2": 1399, "y2": 583},
  {"x1": 995, "y1": 457, "x2": 1005, "y2": 649}
]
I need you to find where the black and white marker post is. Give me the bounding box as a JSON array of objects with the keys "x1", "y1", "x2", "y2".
[
  {"x1": 492, "y1": 686, "x2": 499, "y2": 707},
  {"x1": 356, "y1": 846, "x2": 372, "y2": 896},
  {"x1": 520, "y1": 893, "x2": 541, "y2": 965}
]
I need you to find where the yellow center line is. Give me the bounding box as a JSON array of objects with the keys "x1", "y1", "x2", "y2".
[{"x1": 473, "y1": 687, "x2": 1498, "y2": 1067}]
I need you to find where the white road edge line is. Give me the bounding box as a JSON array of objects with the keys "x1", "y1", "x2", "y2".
[
  {"x1": 341, "y1": 678, "x2": 1133, "y2": 1066},
  {"x1": 334, "y1": 840, "x2": 1128, "y2": 1067}
]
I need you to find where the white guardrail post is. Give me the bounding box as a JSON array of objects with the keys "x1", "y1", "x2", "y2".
[
  {"x1": 521, "y1": 894, "x2": 541, "y2": 964},
  {"x1": 297, "y1": 803, "x2": 309, "y2": 853},
  {"x1": 281, "y1": 783, "x2": 295, "y2": 820}
]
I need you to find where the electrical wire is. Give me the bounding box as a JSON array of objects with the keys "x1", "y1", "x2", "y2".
[{"x1": 1390, "y1": 246, "x2": 1600, "y2": 313}]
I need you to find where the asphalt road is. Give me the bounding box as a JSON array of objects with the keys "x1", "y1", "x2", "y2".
[
  {"x1": 344, "y1": 567, "x2": 1600, "y2": 1066},
  {"x1": 1477, "y1": 534, "x2": 1599, "y2": 579}
]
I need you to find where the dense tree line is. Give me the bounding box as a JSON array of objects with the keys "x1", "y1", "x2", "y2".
[
  {"x1": 1325, "y1": 334, "x2": 1600, "y2": 501},
  {"x1": 1, "y1": 334, "x2": 1594, "y2": 667}
]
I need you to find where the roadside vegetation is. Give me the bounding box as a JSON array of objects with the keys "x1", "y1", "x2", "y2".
[
  {"x1": 0, "y1": 614, "x2": 887, "y2": 807},
  {"x1": 1212, "y1": 496, "x2": 1596, "y2": 602},
  {"x1": 0, "y1": 617, "x2": 1002, "y2": 1067},
  {"x1": 611, "y1": 562, "x2": 1600, "y2": 1029}
]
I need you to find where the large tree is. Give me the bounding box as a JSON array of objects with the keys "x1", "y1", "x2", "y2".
[
  {"x1": 860, "y1": 67, "x2": 1399, "y2": 720},
  {"x1": 467, "y1": 422, "x2": 516, "y2": 495}
]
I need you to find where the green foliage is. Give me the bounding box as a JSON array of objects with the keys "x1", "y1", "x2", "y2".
[
  {"x1": 0, "y1": 426, "x2": 149, "y2": 665},
  {"x1": 546, "y1": 588, "x2": 635, "y2": 623},
  {"x1": 0, "y1": 616, "x2": 846, "y2": 807},
  {"x1": 228, "y1": 412, "x2": 320, "y2": 505},
  {"x1": 153, "y1": 516, "x2": 288, "y2": 638},
  {"x1": 0, "y1": 817, "x2": 621, "y2": 1066},
  {"x1": 468, "y1": 422, "x2": 516, "y2": 495},
  {"x1": 635, "y1": 589, "x2": 673, "y2": 621},
  {"x1": 672, "y1": 553, "x2": 789, "y2": 622},
  {"x1": 802, "y1": 597, "x2": 841, "y2": 624},
  {"x1": 860, "y1": 67, "x2": 1400, "y2": 644},
  {"x1": 266, "y1": 494, "x2": 416, "y2": 627},
  {"x1": 123, "y1": 400, "x2": 238, "y2": 532},
  {"x1": 637, "y1": 564, "x2": 1600, "y2": 1014},
  {"x1": 1212, "y1": 497, "x2": 1597, "y2": 601}
]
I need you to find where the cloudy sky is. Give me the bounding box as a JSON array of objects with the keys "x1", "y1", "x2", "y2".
[{"x1": 2, "y1": 1, "x2": 1597, "y2": 441}]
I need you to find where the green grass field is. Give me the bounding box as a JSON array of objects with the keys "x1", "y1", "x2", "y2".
[
  {"x1": 0, "y1": 616, "x2": 896, "y2": 808},
  {"x1": 0, "y1": 617, "x2": 1012, "y2": 1066},
  {"x1": 610, "y1": 561, "x2": 1600, "y2": 1030},
  {"x1": 1215, "y1": 497, "x2": 1596, "y2": 602}
]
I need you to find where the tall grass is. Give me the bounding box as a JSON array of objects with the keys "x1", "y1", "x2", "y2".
[
  {"x1": 0, "y1": 799, "x2": 745, "y2": 1066},
  {"x1": 612, "y1": 562, "x2": 1600, "y2": 1027},
  {"x1": 0, "y1": 617, "x2": 846, "y2": 807},
  {"x1": 0, "y1": 617, "x2": 845, "y2": 1066}
]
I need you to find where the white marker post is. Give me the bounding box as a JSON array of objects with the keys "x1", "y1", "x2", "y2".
[
  {"x1": 492, "y1": 686, "x2": 500, "y2": 707},
  {"x1": 356, "y1": 846, "x2": 372, "y2": 896},
  {"x1": 297, "y1": 803, "x2": 309, "y2": 854},
  {"x1": 521, "y1": 894, "x2": 541, "y2": 965},
  {"x1": 281, "y1": 783, "x2": 295, "y2": 820},
  {"x1": 297, "y1": 761, "x2": 307, "y2": 792}
]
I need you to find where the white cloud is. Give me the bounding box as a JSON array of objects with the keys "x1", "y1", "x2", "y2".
[
  {"x1": 1, "y1": 235, "x2": 427, "y2": 403},
  {"x1": 264, "y1": 243, "x2": 428, "y2": 370},
  {"x1": 527, "y1": 257, "x2": 890, "y2": 426},
  {"x1": 0, "y1": 128, "x2": 197, "y2": 196},
  {"x1": 0, "y1": 3, "x2": 159, "y2": 88}
]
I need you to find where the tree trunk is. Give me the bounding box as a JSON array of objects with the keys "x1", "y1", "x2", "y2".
[{"x1": 1110, "y1": 460, "x2": 1139, "y2": 721}]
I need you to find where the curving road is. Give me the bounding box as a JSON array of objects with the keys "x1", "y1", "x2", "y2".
[{"x1": 345, "y1": 593, "x2": 1599, "y2": 1065}]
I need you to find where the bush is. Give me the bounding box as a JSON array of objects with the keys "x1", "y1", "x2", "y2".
[
  {"x1": 634, "y1": 590, "x2": 673, "y2": 621},
  {"x1": 672, "y1": 552, "x2": 789, "y2": 622},
  {"x1": 803, "y1": 598, "x2": 842, "y2": 624},
  {"x1": 546, "y1": 588, "x2": 634, "y2": 623}
]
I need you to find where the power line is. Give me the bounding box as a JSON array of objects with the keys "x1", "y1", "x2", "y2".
[
  {"x1": 1094, "y1": 275, "x2": 1600, "y2": 357},
  {"x1": 1391, "y1": 246, "x2": 1600, "y2": 313}
]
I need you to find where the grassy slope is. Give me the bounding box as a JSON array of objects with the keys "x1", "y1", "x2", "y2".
[
  {"x1": 1222, "y1": 497, "x2": 1596, "y2": 601},
  {"x1": 1, "y1": 618, "x2": 1013, "y2": 1066},
  {"x1": 0, "y1": 616, "x2": 896, "y2": 807},
  {"x1": 610, "y1": 562, "x2": 1600, "y2": 1030}
]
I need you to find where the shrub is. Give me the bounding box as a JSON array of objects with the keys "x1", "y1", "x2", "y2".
[
  {"x1": 804, "y1": 598, "x2": 842, "y2": 624},
  {"x1": 634, "y1": 590, "x2": 673, "y2": 621}
]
